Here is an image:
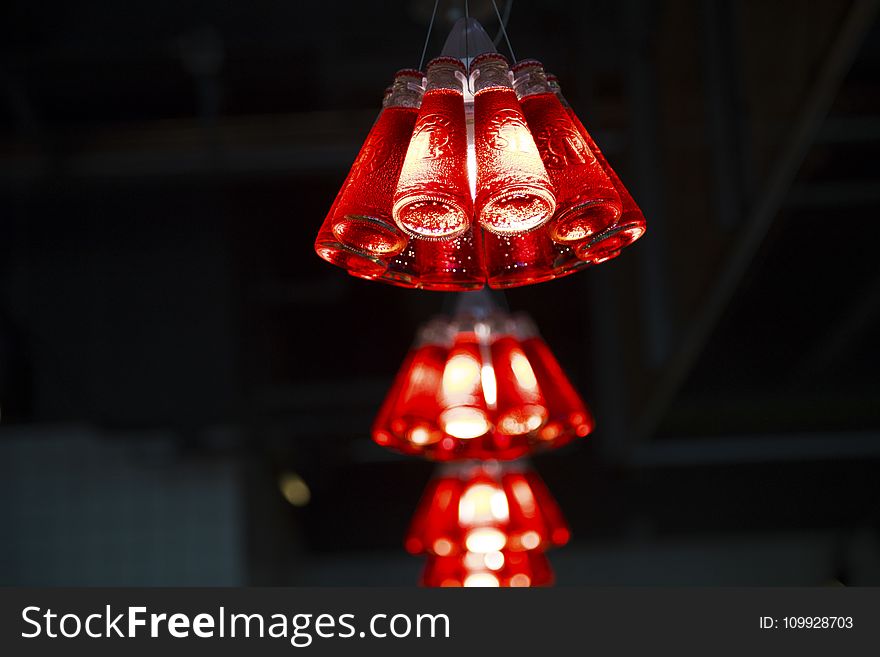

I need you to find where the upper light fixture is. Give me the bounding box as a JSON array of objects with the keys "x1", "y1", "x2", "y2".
[{"x1": 314, "y1": 14, "x2": 646, "y2": 289}]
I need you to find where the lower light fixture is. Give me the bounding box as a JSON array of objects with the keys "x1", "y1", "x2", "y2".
[{"x1": 406, "y1": 461, "x2": 568, "y2": 587}]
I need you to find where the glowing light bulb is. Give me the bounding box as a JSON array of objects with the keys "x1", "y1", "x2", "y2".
[
  {"x1": 465, "y1": 527, "x2": 507, "y2": 553},
  {"x1": 441, "y1": 352, "x2": 482, "y2": 397},
  {"x1": 440, "y1": 406, "x2": 490, "y2": 440},
  {"x1": 440, "y1": 344, "x2": 490, "y2": 439},
  {"x1": 480, "y1": 362, "x2": 498, "y2": 408},
  {"x1": 459, "y1": 482, "x2": 510, "y2": 525},
  {"x1": 509, "y1": 349, "x2": 539, "y2": 392},
  {"x1": 464, "y1": 572, "x2": 500, "y2": 588},
  {"x1": 484, "y1": 551, "x2": 505, "y2": 571}
]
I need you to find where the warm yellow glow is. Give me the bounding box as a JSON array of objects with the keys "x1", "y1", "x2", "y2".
[
  {"x1": 463, "y1": 551, "x2": 484, "y2": 570},
  {"x1": 404, "y1": 362, "x2": 441, "y2": 402},
  {"x1": 408, "y1": 425, "x2": 439, "y2": 446},
  {"x1": 498, "y1": 406, "x2": 547, "y2": 435},
  {"x1": 465, "y1": 527, "x2": 507, "y2": 553},
  {"x1": 520, "y1": 530, "x2": 541, "y2": 551},
  {"x1": 459, "y1": 482, "x2": 509, "y2": 526},
  {"x1": 409, "y1": 427, "x2": 430, "y2": 445},
  {"x1": 442, "y1": 352, "x2": 482, "y2": 399},
  {"x1": 464, "y1": 572, "x2": 500, "y2": 588},
  {"x1": 509, "y1": 574, "x2": 532, "y2": 587},
  {"x1": 484, "y1": 551, "x2": 505, "y2": 571},
  {"x1": 433, "y1": 538, "x2": 454, "y2": 556},
  {"x1": 480, "y1": 363, "x2": 497, "y2": 407},
  {"x1": 278, "y1": 473, "x2": 311, "y2": 507},
  {"x1": 467, "y1": 140, "x2": 477, "y2": 201},
  {"x1": 509, "y1": 349, "x2": 539, "y2": 392},
  {"x1": 440, "y1": 406, "x2": 490, "y2": 439},
  {"x1": 510, "y1": 479, "x2": 537, "y2": 516}
]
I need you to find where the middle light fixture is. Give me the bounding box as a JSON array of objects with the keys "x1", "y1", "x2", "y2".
[{"x1": 372, "y1": 294, "x2": 593, "y2": 461}]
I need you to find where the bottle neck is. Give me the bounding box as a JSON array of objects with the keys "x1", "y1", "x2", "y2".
[
  {"x1": 425, "y1": 58, "x2": 467, "y2": 94},
  {"x1": 471, "y1": 55, "x2": 513, "y2": 94},
  {"x1": 385, "y1": 75, "x2": 424, "y2": 109},
  {"x1": 513, "y1": 63, "x2": 551, "y2": 100}
]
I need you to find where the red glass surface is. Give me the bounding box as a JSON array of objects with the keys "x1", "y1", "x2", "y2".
[
  {"x1": 520, "y1": 91, "x2": 621, "y2": 243},
  {"x1": 405, "y1": 464, "x2": 569, "y2": 556},
  {"x1": 416, "y1": 226, "x2": 487, "y2": 291},
  {"x1": 405, "y1": 477, "x2": 463, "y2": 556},
  {"x1": 331, "y1": 105, "x2": 415, "y2": 258},
  {"x1": 572, "y1": 120, "x2": 646, "y2": 261},
  {"x1": 438, "y1": 333, "x2": 490, "y2": 440},
  {"x1": 472, "y1": 54, "x2": 556, "y2": 235},
  {"x1": 372, "y1": 313, "x2": 593, "y2": 460},
  {"x1": 519, "y1": 335, "x2": 594, "y2": 444},
  {"x1": 490, "y1": 335, "x2": 548, "y2": 436},
  {"x1": 314, "y1": 175, "x2": 387, "y2": 277},
  {"x1": 503, "y1": 471, "x2": 570, "y2": 551},
  {"x1": 523, "y1": 471, "x2": 572, "y2": 547},
  {"x1": 393, "y1": 58, "x2": 472, "y2": 240},
  {"x1": 546, "y1": 74, "x2": 646, "y2": 261},
  {"x1": 483, "y1": 229, "x2": 556, "y2": 288},
  {"x1": 373, "y1": 343, "x2": 450, "y2": 451},
  {"x1": 421, "y1": 549, "x2": 554, "y2": 587}
]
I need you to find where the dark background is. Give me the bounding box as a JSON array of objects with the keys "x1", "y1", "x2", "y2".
[{"x1": 1, "y1": 0, "x2": 879, "y2": 585}]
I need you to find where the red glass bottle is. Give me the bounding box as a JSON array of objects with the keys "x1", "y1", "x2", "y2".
[
  {"x1": 348, "y1": 239, "x2": 421, "y2": 289},
  {"x1": 471, "y1": 53, "x2": 556, "y2": 235},
  {"x1": 546, "y1": 74, "x2": 647, "y2": 261},
  {"x1": 393, "y1": 57, "x2": 473, "y2": 240},
  {"x1": 405, "y1": 476, "x2": 463, "y2": 556},
  {"x1": 416, "y1": 225, "x2": 487, "y2": 291},
  {"x1": 502, "y1": 470, "x2": 571, "y2": 550},
  {"x1": 518, "y1": 320, "x2": 594, "y2": 445},
  {"x1": 372, "y1": 320, "x2": 452, "y2": 453},
  {"x1": 330, "y1": 70, "x2": 422, "y2": 263},
  {"x1": 314, "y1": 175, "x2": 388, "y2": 277},
  {"x1": 514, "y1": 60, "x2": 621, "y2": 244},
  {"x1": 490, "y1": 334, "x2": 548, "y2": 436},
  {"x1": 438, "y1": 331, "x2": 491, "y2": 441},
  {"x1": 524, "y1": 470, "x2": 571, "y2": 547},
  {"x1": 483, "y1": 229, "x2": 556, "y2": 288}
]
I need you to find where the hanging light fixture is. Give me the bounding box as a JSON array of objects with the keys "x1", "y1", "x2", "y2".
[
  {"x1": 372, "y1": 293, "x2": 593, "y2": 461},
  {"x1": 314, "y1": 12, "x2": 646, "y2": 290},
  {"x1": 319, "y1": 2, "x2": 651, "y2": 587},
  {"x1": 405, "y1": 461, "x2": 567, "y2": 587}
]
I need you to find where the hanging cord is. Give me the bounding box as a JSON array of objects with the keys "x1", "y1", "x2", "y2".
[
  {"x1": 464, "y1": 0, "x2": 470, "y2": 63},
  {"x1": 418, "y1": 0, "x2": 442, "y2": 72},
  {"x1": 492, "y1": 0, "x2": 513, "y2": 48},
  {"x1": 491, "y1": 0, "x2": 516, "y2": 62}
]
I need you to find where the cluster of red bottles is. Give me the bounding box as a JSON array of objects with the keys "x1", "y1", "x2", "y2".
[
  {"x1": 372, "y1": 311, "x2": 593, "y2": 461},
  {"x1": 407, "y1": 462, "x2": 568, "y2": 587},
  {"x1": 314, "y1": 56, "x2": 646, "y2": 289}
]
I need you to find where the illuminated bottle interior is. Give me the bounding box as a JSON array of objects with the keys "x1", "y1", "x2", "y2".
[
  {"x1": 471, "y1": 53, "x2": 556, "y2": 235},
  {"x1": 393, "y1": 57, "x2": 473, "y2": 240}
]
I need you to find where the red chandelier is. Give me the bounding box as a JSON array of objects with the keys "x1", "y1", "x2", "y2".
[
  {"x1": 316, "y1": 13, "x2": 644, "y2": 587},
  {"x1": 314, "y1": 20, "x2": 646, "y2": 290},
  {"x1": 372, "y1": 306, "x2": 593, "y2": 461},
  {"x1": 407, "y1": 462, "x2": 568, "y2": 587}
]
